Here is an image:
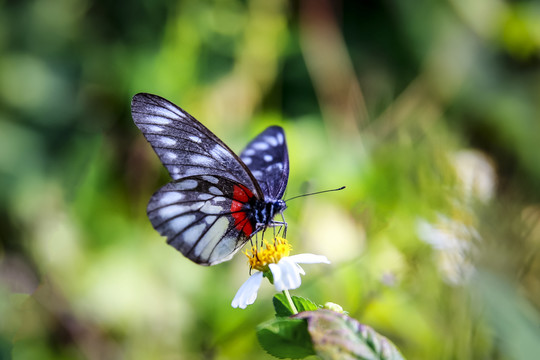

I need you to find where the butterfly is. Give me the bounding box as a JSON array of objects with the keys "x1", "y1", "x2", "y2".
[{"x1": 131, "y1": 93, "x2": 289, "y2": 266}]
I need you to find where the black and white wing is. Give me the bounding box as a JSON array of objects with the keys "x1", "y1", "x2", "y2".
[
  {"x1": 147, "y1": 175, "x2": 257, "y2": 266},
  {"x1": 239, "y1": 126, "x2": 289, "y2": 200},
  {"x1": 131, "y1": 93, "x2": 290, "y2": 265},
  {"x1": 131, "y1": 93, "x2": 266, "y2": 265},
  {"x1": 131, "y1": 93, "x2": 261, "y2": 196}
]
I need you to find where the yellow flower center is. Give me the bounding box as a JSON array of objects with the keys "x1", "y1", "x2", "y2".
[{"x1": 245, "y1": 237, "x2": 292, "y2": 272}]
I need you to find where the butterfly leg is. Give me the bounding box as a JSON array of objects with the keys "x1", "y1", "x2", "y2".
[
  {"x1": 260, "y1": 227, "x2": 267, "y2": 248},
  {"x1": 273, "y1": 223, "x2": 284, "y2": 238},
  {"x1": 280, "y1": 212, "x2": 288, "y2": 238},
  {"x1": 269, "y1": 213, "x2": 288, "y2": 238}
]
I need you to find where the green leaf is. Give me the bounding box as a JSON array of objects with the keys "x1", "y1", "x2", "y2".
[
  {"x1": 293, "y1": 296, "x2": 318, "y2": 313},
  {"x1": 256, "y1": 317, "x2": 315, "y2": 359},
  {"x1": 293, "y1": 310, "x2": 406, "y2": 360},
  {"x1": 273, "y1": 294, "x2": 319, "y2": 317},
  {"x1": 0, "y1": 336, "x2": 12, "y2": 360},
  {"x1": 273, "y1": 293, "x2": 292, "y2": 317}
]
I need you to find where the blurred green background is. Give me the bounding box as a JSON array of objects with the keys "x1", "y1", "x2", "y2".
[{"x1": 2, "y1": 0, "x2": 540, "y2": 359}]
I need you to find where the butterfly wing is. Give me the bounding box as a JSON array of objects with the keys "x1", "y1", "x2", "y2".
[
  {"x1": 240, "y1": 126, "x2": 289, "y2": 200},
  {"x1": 147, "y1": 175, "x2": 258, "y2": 266},
  {"x1": 132, "y1": 93, "x2": 270, "y2": 265},
  {"x1": 131, "y1": 93, "x2": 261, "y2": 195}
]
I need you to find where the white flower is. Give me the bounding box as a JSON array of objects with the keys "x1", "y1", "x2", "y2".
[
  {"x1": 452, "y1": 150, "x2": 496, "y2": 203},
  {"x1": 231, "y1": 253, "x2": 330, "y2": 309},
  {"x1": 417, "y1": 215, "x2": 478, "y2": 285}
]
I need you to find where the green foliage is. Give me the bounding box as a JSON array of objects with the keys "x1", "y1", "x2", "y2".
[
  {"x1": 259, "y1": 303, "x2": 405, "y2": 360},
  {"x1": 295, "y1": 310, "x2": 405, "y2": 360},
  {"x1": 0, "y1": 336, "x2": 12, "y2": 360},
  {"x1": 273, "y1": 294, "x2": 318, "y2": 317},
  {"x1": 266, "y1": 295, "x2": 405, "y2": 359},
  {"x1": 256, "y1": 318, "x2": 315, "y2": 359}
]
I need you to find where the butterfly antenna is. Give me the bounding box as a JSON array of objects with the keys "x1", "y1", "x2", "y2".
[{"x1": 284, "y1": 186, "x2": 346, "y2": 202}]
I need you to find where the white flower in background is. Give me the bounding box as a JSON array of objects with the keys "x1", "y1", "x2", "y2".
[
  {"x1": 452, "y1": 150, "x2": 496, "y2": 203},
  {"x1": 417, "y1": 215, "x2": 477, "y2": 285},
  {"x1": 417, "y1": 149, "x2": 496, "y2": 285},
  {"x1": 231, "y1": 237, "x2": 330, "y2": 309}
]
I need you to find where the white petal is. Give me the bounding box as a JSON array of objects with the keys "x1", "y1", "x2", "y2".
[
  {"x1": 296, "y1": 263, "x2": 306, "y2": 276},
  {"x1": 288, "y1": 253, "x2": 330, "y2": 264},
  {"x1": 231, "y1": 272, "x2": 263, "y2": 309},
  {"x1": 271, "y1": 258, "x2": 302, "y2": 291},
  {"x1": 268, "y1": 263, "x2": 282, "y2": 289},
  {"x1": 268, "y1": 264, "x2": 281, "y2": 284}
]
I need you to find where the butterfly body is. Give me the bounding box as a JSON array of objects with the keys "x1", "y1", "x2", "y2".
[
  {"x1": 132, "y1": 93, "x2": 289, "y2": 265},
  {"x1": 252, "y1": 199, "x2": 287, "y2": 228},
  {"x1": 238, "y1": 197, "x2": 287, "y2": 236}
]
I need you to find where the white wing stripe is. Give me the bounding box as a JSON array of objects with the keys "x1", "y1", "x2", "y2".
[
  {"x1": 264, "y1": 136, "x2": 278, "y2": 147},
  {"x1": 159, "y1": 205, "x2": 189, "y2": 218},
  {"x1": 208, "y1": 186, "x2": 223, "y2": 196},
  {"x1": 167, "y1": 214, "x2": 196, "y2": 233},
  {"x1": 202, "y1": 176, "x2": 219, "y2": 184},
  {"x1": 143, "y1": 114, "x2": 172, "y2": 125},
  {"x1": 253, "y1": 142, "x2": 269, "y2": 150},
  {"x1": 200, "y1": 202, "x2": 224, "y2": 214},
  {"x1": 159, "y1": 137, "x2": 177, "y2": 146},
  {"x1": 176, "y1": 179, "x2": 198, "y2": 190},
  {"x1": 159, "y1": 192, "x2": 184, "y2": 205},
  {"x1": 195, "y1": 217, "x2": 229, "y2": 259},
  {"x1": 182, "y1": 223, "x2": 206, "y2": 246},
  {"x1": 210, "y1": 234, "x2": 238, "y2": 264}
]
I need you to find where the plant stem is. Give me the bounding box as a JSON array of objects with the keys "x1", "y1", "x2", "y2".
[{"x1": 283, "y1": 289, "x2": 298, "y2": 314}]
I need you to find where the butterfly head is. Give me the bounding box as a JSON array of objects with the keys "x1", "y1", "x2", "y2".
[
  {"x1": 253, "y1": 199, "x2": 287, "y2": 227},
  {"x1": 274, "y1": 199, "x2": 287, "y2": 215}
]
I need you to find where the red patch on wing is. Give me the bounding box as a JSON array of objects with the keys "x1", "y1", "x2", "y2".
[{"x1": 231, "y1": 184, "x2": 254, "y2": 236}]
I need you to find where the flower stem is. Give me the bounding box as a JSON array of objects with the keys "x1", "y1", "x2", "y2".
[{"x1": 283, "y1": 289, "x2": 298, "y2": 314}]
